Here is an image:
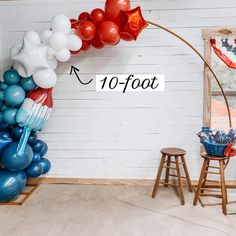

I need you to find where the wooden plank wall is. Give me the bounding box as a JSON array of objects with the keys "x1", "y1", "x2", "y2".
[{"x1": 0, "y1": 0, "x2": 236, "y2": 180}]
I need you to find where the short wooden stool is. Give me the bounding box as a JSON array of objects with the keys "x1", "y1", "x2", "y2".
[
  {"x1": 193, "y1": 153, "x2": 229, "y2": 215},
  {"x1": 152, "y1": 148, "x2": 193, "y2": 205}
]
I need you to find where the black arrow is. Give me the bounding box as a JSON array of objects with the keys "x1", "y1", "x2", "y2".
[{"x1": 70, "y1": 66, "x2": 93, "y2": 85}]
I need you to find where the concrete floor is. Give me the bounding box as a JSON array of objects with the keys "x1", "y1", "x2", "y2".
[{"x1": 1, "y1": 184, "x2": 236, "y2": 236}]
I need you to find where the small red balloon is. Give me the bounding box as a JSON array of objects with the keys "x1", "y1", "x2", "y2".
[
  {"x1": 76, "y1": 21, "x2": 96, "y2": 41},
  {"x1": 105, "y1": 0, "x2": 130, "y2": 24},
  {"x1": 70, "y1": 49, "x2": 80, "y2": 55},
  {"x1": 98, "y1": 21, "x2": 120, "y2": 46},
  {"x1": 70, "y1": 19, "x2": 79, "y2": 29},
  {"x1": 121, "y1": 32, "x2": 134, "y2": 41},
  {"x1": 91, "y1": 34, "x2": 105, "y2": 49},
  {"x1": 81, "y1": 40, "x2": 91, "y2": 51},
  {"x1": 78, "y1": 12, "x2": 90, "y2": 21},
  {"x1": 91, "y1": 8, "x2": 106, "y2": 26}
]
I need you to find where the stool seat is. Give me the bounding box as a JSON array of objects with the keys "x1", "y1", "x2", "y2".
[
  {"x1": 152, "y1": 147, "x2": 192, "y2": 205},
  {"x1": 201, "y1": 152, "x2": 229, "y2": 160},
  {"x1": 161, "y1": 147, "x2": 186, "y2": 156}
]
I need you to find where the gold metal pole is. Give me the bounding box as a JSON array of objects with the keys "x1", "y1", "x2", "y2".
[{"x1": 147, "y1": 21, "x2": 232, "y2": 128}]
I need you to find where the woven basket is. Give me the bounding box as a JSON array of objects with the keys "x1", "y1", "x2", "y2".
[{"x1": 201, "y1": 140, "x2": 228, "y2": 157}]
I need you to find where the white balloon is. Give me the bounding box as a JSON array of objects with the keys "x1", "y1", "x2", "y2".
[
  {"x1": 41, "y1": 30, "x2": 52, "y2": 44},
  {"x1": 49, "y1": 32, "x2": 67, "y2": 50},
  {"x1": 47, "y1": 46, "x2": 55, "y2": 58},
  {"x1": 24, "y1": 31, "x2": 41, "y2": 45},
  {"x1": 14, "y1": 62, "x2": 27, "y2": 78},
  {"x1": 10, "y1": 44, "x2": 21, "y2": 57},
  {"x1": 51, "y1": 14, "x2": 71, "y2": 35},
  {"x1": 55, "y1": 48, "x2": 71, "y2": 62},
  {"x1": 47, "y1": 57, "x2": 58, "y2": 70},
  {"x1": 67, "y1": 34, "x2": 82, "y2": 51},
  {"x1": 33, "y1": 68, "x2": 57, "y2": 88}
]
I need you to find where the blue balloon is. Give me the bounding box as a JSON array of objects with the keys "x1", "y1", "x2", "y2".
[
  {"x1": 0, "y1": 170, "x2": 26, "y2": 202},
  {"x1": 32, "y1": 139, "x2": 45, "y2": 153},
  {"x1": 3, "y1": 69, "x2": 20, "y2": 85},
  {"x1": 25, "y1": 162, "x2": 43, "y2": 178},
  {"x1": 0, "y1": 122, "x2": 8, "y2": 130},
  {"x1": 32, "y1": 152, "x2": 41, "y2": 163},
  {"x1": 4, "y1": 85, "x2": 25, "y2": 106},
  {"x1": 0, "y1": 130, "x2": 13, "y2": 151},
  {"x1": 28, "y1": 133, "x2": 38, "y2": 145},
  {"x1": 0, "y1": 91, "x2": 4, "y2": 101},
  {"x1": 0, "y1": 82, "x2": 8, "y2": 91},
  {"x1": 20, "y1": 77, "x2": 37, "y2": 91},
  {"x1": 0, "y1": 112, "x2": 3, "y2": 122},
  {"x1": 1, "y1": 104, "x2": 8, "y2": 112},
  {"x1": 38, "y1": 158, "x2": 51, "y2": 174},
  {"x1": 39, "y1": 142, "x2": 48, "y2": 157},
  {"x1": 11, "y1": 126, "x2": 23, "y2": 139},
  {"x1": 1, "y1": 141, "x2": 33, "y2": 171},
  {"x1": 3, "y1": 108, "x2": 18, "y2": 125}
]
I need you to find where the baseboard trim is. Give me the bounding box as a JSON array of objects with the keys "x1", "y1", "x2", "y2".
[{"x1": 27, "y1": 177, "x2": 236, "y2": 188}]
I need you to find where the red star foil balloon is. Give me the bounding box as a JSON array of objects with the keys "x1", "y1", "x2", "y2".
[{"x1": 120, "y1": 6, "x2": 148, "y2": 41}]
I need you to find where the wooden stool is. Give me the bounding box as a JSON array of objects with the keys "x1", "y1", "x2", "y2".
[
  {"x1": 193, "y1": 153, "x2": 229, "y2": 215},
  {"x1": 152, "y1": 148, "x2": 193, "y2": 205}
]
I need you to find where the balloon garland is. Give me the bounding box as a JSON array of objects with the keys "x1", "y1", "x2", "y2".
[{"x1": 0, "y1": 0, "x2": 231, "y2": 202}]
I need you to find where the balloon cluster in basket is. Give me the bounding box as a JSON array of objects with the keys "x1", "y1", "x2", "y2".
[
  {"x1": 197, "y1": 127, "x2": 236, "y2": 157},
  {"x1": 0, "y1": 0, "x2": 147, "y2": 202}
]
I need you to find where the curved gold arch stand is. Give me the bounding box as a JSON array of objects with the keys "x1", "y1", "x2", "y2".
[{"x1": 147, "y1": 21, "x2": 232, "y2": 128}]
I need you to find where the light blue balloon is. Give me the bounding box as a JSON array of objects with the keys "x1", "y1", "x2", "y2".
[
  {"x1": 0, "y1": 170, "x2": 26, "y2": 202},
  {"x1": 3, "y1": 69, "x2": 20, "y2": 85},
  {"x1": 0, "y1": 91, "x2": 4, "y2": 101},
  {"x1": 4, "y1": 85, "x2": 25, "y2": 106},
  {"x1": 0, "y1": 82, "x2": 8, "y2": 91},
  {"x1": 3, "y1": 108, "x2": 18, "y2": 125},
  {"x1": 20, "y1": 77, "x2": 37, "y2": 91}
]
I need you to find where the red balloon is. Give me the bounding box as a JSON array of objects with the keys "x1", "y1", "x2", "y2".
[
  {"x1": 81, "y1": 40, "x2": 91, "y2": 51},
  {"x1": 78, "y1": 12, "x2": 90, "y2": 21},
  {"x1": 91, "y1": 8, "x2": 106, "y2": 26},
  {"x1": 91, "y1": 34, "x2": 105, "y2": 49},
  {"x1": 76, "y1": 21, "x2": 96, "y2": 41},
  {"x1": 98, "y1": 21, "x2": 120, "y2": 46},
  {"x1": 121, "y1": 32, "x2": 134, "y2": 41},
  {"x1": 70, "y1": 19, "x2": 79, "y2": 29},
  {"x1": 105, "y1": 0, "x2": 130, "y2": 24},
  {"x1": 70, "y1": 49, "x2": 80, "y2": 55}
]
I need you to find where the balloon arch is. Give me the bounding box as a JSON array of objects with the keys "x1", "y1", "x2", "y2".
[{"x1": 0, "y1": 0, "x2": 231, "y2": 202}]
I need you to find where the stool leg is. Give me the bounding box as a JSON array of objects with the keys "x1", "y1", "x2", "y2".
[
  {"x1": 180, "y1": 155, "x2": 193, "y2": 192},
  {"x1": 175, "y1": 156, "x2": 185, "y2": 205},
  {"x1": 193, "y1": 159, "x2": 208, "y2": 205},
  {"x1": 200, "y1": 159, "x2": 210, "y2": 194},
  {"x1": 219, "y1": 160, "x2": 227, "y2": 215},
  {"x1": 164, "y1": 155, "x2": 171, "y2": 187},
  {"x1": 152, "y1": 154, "x2": 166, "y2": 198}
]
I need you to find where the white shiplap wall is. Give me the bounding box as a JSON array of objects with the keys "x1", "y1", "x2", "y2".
[{"x1": 0, "y1": 0, "x2": 236, "y2": 179}]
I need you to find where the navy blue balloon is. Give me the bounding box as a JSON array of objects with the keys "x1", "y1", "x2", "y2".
[
  {"x1": 38, "y1": 158, "x2": 51, "y2": 174},
  {"x1": 28, "y1": 133, "x2": 38, "y2": 145},
  {"x1": 3, "y1": 69, "x2": 20, "y2": 85},
  {"x1": 0, "y1": 170, "x2": 26, "y2": 202},
  {"x1": 0, "y1": 130, "x2": 13, "y2": 152},
  {"x1": 0, "y1": 122, "x2": 9, "y2": 130},
  {"x1": 25, "y1": 162, "x2": 43, "y2": 178},
  {"x1": 12, "y1": 126, "x2": 23, "y2": 139},
  {"x1": 32, "y1": 139, "x2": 45, "y2": 153},
  {"x1": 1, "y1": 141, "x2": 33, "y2": 171},
  {"x1": 32, "y1": 152, "x2": 41, "y2": 163},
  {"x1": 38, "y1": 142, "x2": 48, "y2": 157}
]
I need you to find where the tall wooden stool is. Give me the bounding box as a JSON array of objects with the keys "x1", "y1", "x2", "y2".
[
  {"x1": 193, "y1": 153, "x2": 229, "y2": 215},
  {"x1": 152, "y1": 148, "x2": 193, "y2": 205}
]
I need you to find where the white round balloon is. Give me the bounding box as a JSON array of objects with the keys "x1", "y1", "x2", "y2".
[
  {"x1": 49, "y1": 32, "x2": 68, "y2": 50},
  {"x1": 24, "y1": 31, "x2": 41, "y2": 45},
  {"x1": 51, "y1": 14, "x2": 71, "y2": 35},
  {"x1": 33, "y1": 68, "x2": 57, "y2": 88},
  {"x1": 55, "y1": 48, "x2": 71, "y2": 62},
  {"x1": 41, "y1": 30, "x2": 52, "y2": 44},
  {"x1": 47, "y1": 57, "x2": 58, "y2": 70},
  {"x1": 67, "y1": 34, "x2": 82, "y2": 51},
  {"x1": 14, "y1": 62, "x2": 27, "y2": 78}
]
